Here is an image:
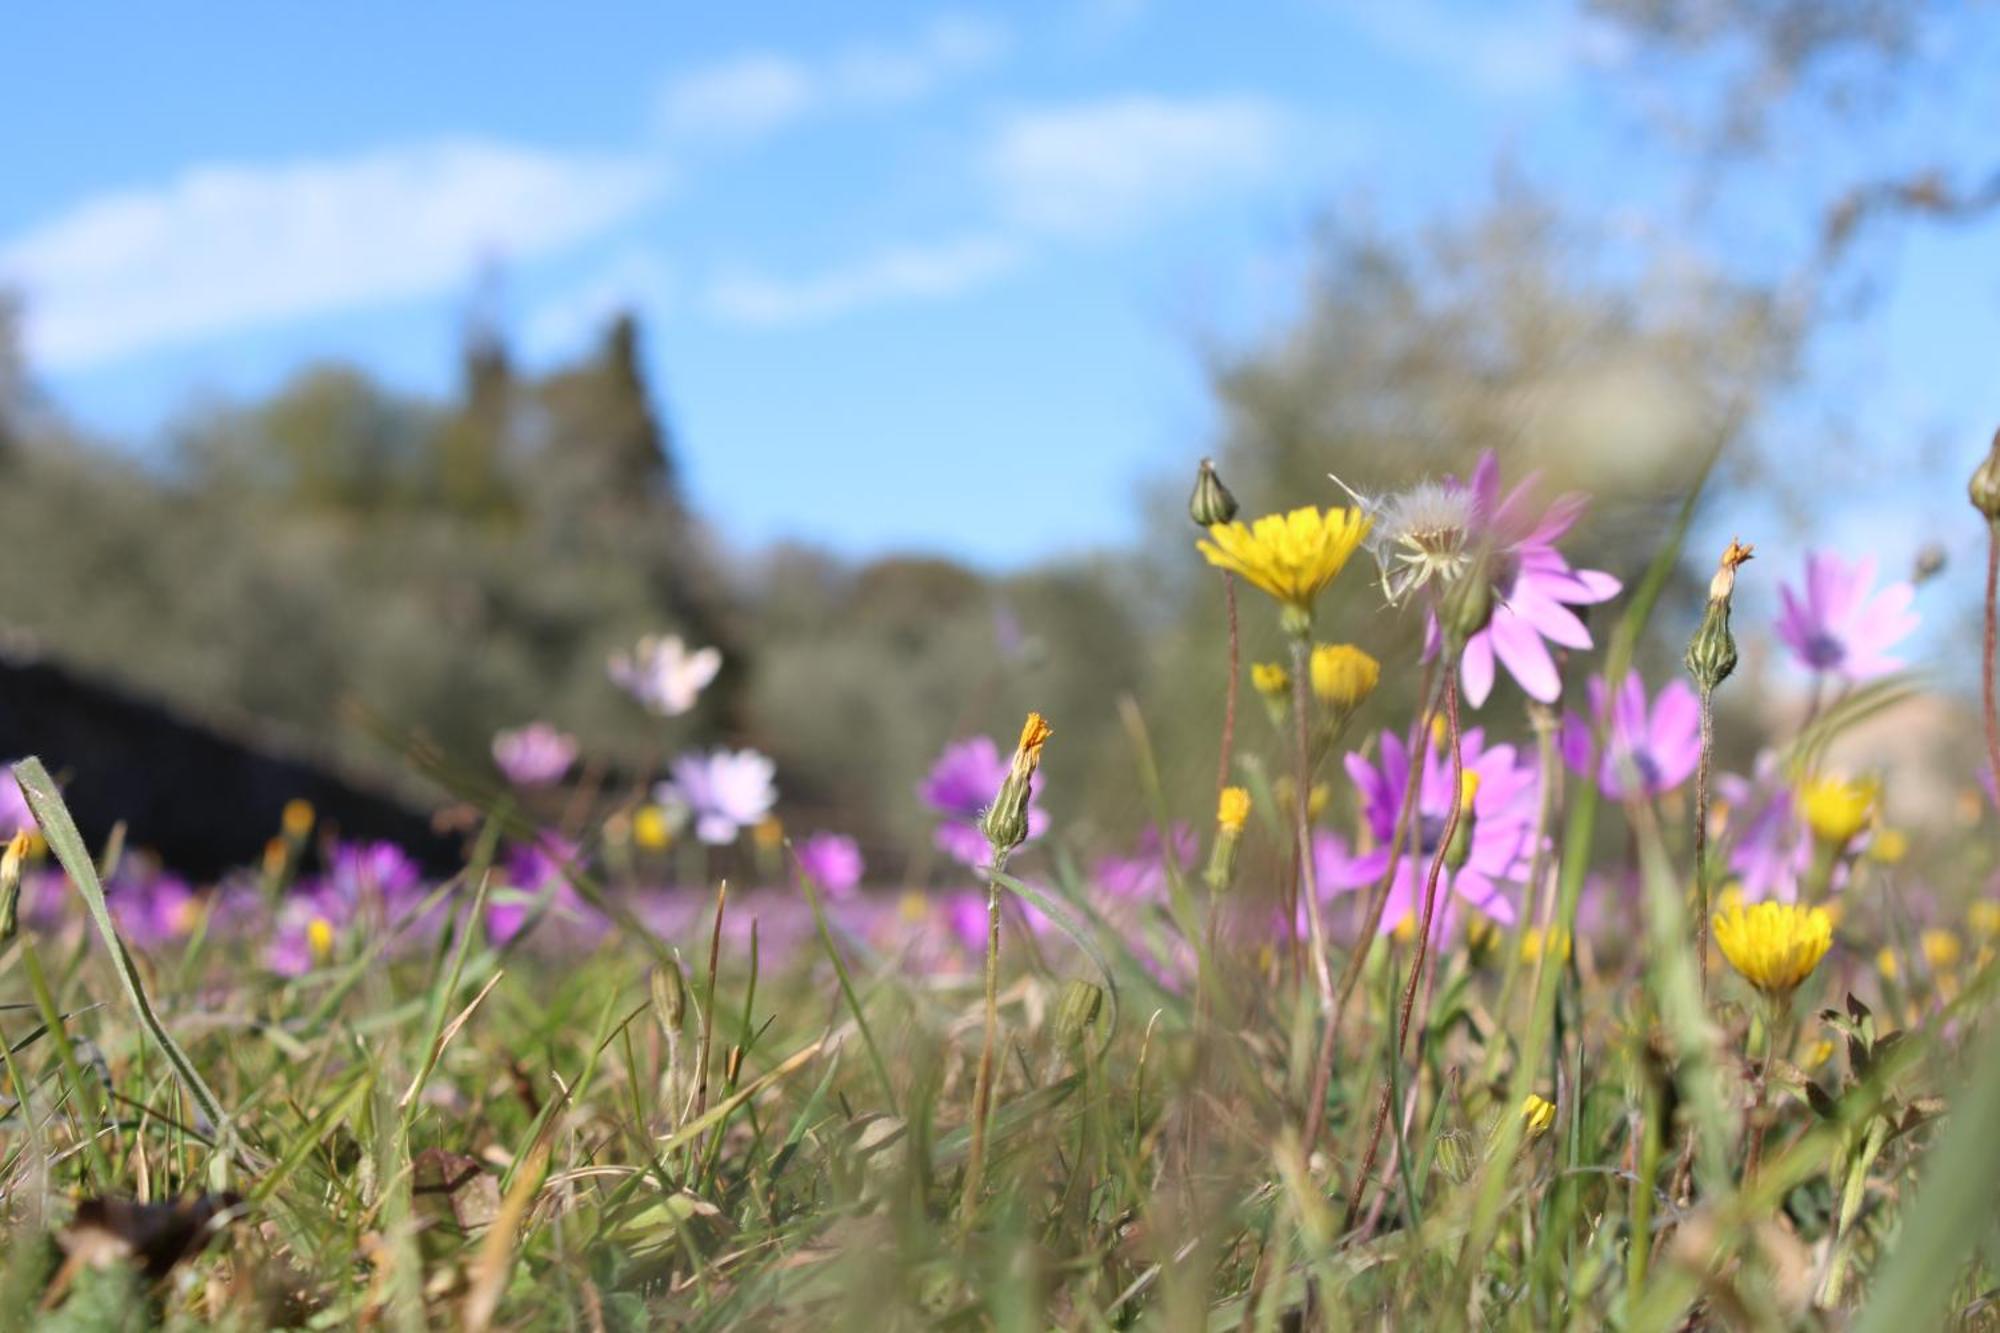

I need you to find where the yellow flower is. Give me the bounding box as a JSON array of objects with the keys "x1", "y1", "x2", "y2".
[
  {"x1": 1017, "y1": 711, "x2": 1054, "y2": 760},
  {"x1": 1457, "y1": 770, "x2": 1481, "y2": 814},
  {"x1": 282, "y1": 798, "x2": 315, "y2": 838},
  {"x1": 1273, "y1": 778, "x2": 1330, "y2": 819},
  {"x1": 1520, "y1": 925, "x2": 1571, "y2": 965},
  {"x1": 1521, "y1": 1094, "x2": 1557, "y2": 1140},
  {"x1": 1217, "y1": 786, "x2": 1251, "y2": 835},
  {"x1": 1921, "y1": 929, "x2": 1962, "y2": 971},
  {"x1": 1799, "y1": 774, "x2": 1878, "y2": 847},
  {"x1": 307, "y1": 915, "x2": 336, "y2": 965},
  {"x1": 1867, "y1": 827, "x2": 1909, "y2": 864},
  {"x1": 1197, "y1": 506, "x2": 1372, "y2": 622},
  {"x1": 1804, "y1": 1037, "x2": 1836, "y2": 1068},
  {"x1": 1250, "y1": 662, "x2": 1290, "y2": 698},
  {"x1": 752, "y1": 816, "x2": 785, "y2": 852},
  {"x1": 1968, "y1": 900, "x2": 2000, "y2": 940},
  {"x1": 1875, "y1": 946, "x2": 1899, "y2": 982},
  {"x1": 1310, "y1": 644, "x2": 1380, "y2": 709},
  {"x1": 899, "y1": 890, "x2": 929, "y2": 925},
  {"x1": 1713, "y1": 900, "x2": 1834, "y2": 997},
  {"x1": 633, "y1": 806, "x2": 673, "y2": 851}
]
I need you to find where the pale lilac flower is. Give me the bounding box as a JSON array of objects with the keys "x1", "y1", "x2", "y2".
[
  {"x1": 491, "y1": 723, "x2": 577, "y2": 788},
  {"x1": 1093, "y1": 824, "x2": 1196, "y2": 902},
  {"x1": 488, "y1": 834, "x2": 590, "y2": 944},
  {"x1": 795, "y1": 832, "x2": 864, "y2": 899},
  {"x1": 1774, "y1": 551, "x2": 1917, "y2": 681},
  {"x1": 1445, "y1": 451, "x2": 1621, "y2": 707},
  {"x1": 1560, "y1": 673, "x2": 1701, "y2": 801},
  {"x1": 658, "y1": 749, "x2": 777, "y2": 845},
  {"x1": 1328, "y1": 724, "x2": 1541, "y2": 944},
  {"x1": 609, "y1": 635, "x2": 722, "y2": 716},
  {"x1": 326, "y1": 840, "x2": 424, "y2": 918},
  {"x1": 1718, "y1": 752, "x2": 1812, "y2": 903},
  {"x1": 919, "y1": 735, "x2": 1049, "y2": 867}
]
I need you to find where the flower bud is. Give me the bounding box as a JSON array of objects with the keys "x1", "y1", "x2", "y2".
[
  {"x1": 1055, "y1": 979, "x2": 1104, "y2": 1050},
  {"x1": 1250, "y1": 662, "x2": 1290, "y2": 700},
  {"x1": 982, "y1": 713, "x2": 1053, "y2": 859},
  {"x1": 650, "y1": 959, "x2": 687, "y2": 1032},
  {"x1": 1440, "y1": 561, "x2": 1494, "y2": 645},
  {"x1": 0, "y1": 831, "x2": 26, "y2": 942},
  {"x1": 1444, "y1": 771, "x2": 1479, "y2": 870},
  {"x1": 1205, "y1": 786, "x2": 1251, "y2": 891},
  {"x1": 1971, "y1": 427, "x2": 2000, "y2": 522},
  {"x1": 1520, "y1": 1093, "x2": 1557, "y2": 1141},
  {"x1": 1309, "y1": 644, "x2": 1380, "y2": 712},
  {"x1": 1188, "y1": 457, "x2": 1239, "y2": 527},
  {"x1": 1686, "y1": 538, "x2": 1752, "y2": 693}
]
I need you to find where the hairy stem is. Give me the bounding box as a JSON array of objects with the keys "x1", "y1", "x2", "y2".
[
  {"x1": 1292, "y1": 638, "x2": 1339, "y2": 1153},
  {"x1": 961, "y1": 850, "x2": 1011, "y2": 1224},
  {"x1": 1694, "y1": 685, "x2": 1716, "y2": 1004}
]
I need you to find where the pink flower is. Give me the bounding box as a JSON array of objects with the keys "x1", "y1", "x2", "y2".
[
  {"x1": 491, "y1": 723, "x2": 577, "y2": 788},
  {"x1": 1774, "y1": 551, "x2": 1917, "y2": 681},
  {"x1": 796, "y1": 832, "x2": 864, "y2": 899},
  {"x1": 1448, "y1": 452, "x2": 1621, "y2": 706},
  {"x1": 1560, "y1": 673, "x2": 1701, "y2": 801}
]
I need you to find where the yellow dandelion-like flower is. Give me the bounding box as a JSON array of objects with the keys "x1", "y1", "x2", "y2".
[
  {"x1": 1799, "y1": 774, "x2": 1878, "y2": 847},
  {"x1": 1250, "y1": 662, "x2": 1290, "y2": 698},
  {"x1": 1875, "y1": 946, "x2": 1899, "y2": 982},
  {"x1": 307, "y1": 915, "x2": 336, "y2": 965},
  {"x1": 1921, "y1": 928, "x2": 1962, "y2": 971},
  {"x1": 633, "y1": 805, "x2": 673, "y2": 851},
  {"x1": 281, "y1": 798, "x2": 315, "y2": 838},
  {"x1": 1867, "y1": 827, "x2": 1909, "y2": 864},
  {"x1": 1198, "y1": 506, "x2": 1372, "y2": 624},
  {"x1": 1521, "y1": 1094, "x2": 1557, "y2": 1140},
  {"x1": 1520, "y1": 925, "x2": 1572, "y2": 965},
  {"x1": 1713, "y1": 900, "x2": 1833, "y2": 998},
  {"x1": 1217, "y1": 786, "x2": 1251, "y2": 835},
  {"x1": 1457, "y1": 770, "x2": 1481, "y2": 814},
  {"x1": 1804, "y1": 1037, "x2": 1836, "y2": 1068},
  {"x1": 1309, "y1": 643, "x2": 1380, "y2": 709},
  {"x1": 1967, "y1": 900, "x2": 2000, "y2": 940},
  {"x1": 1272, "y1": 778, "x2": 1330, "y2": 819}
]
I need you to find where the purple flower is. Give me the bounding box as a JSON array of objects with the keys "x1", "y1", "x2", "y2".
[
  {"x1": 326, "y1": 840, "x2": 424, "y2": 919},
  {"x1": 266, "y1": 884, "x2": 347, "y2": 976},
  {"x1": 795, "y1": 832, "x2": 864, "y2": 899},
  {"x1": 491, "y1": 723, "x2": 578, "y2": 788},
  {"x1": 1775, "y1": 551, "x2": 1917, "y2": 681},
  {"x1": 919, "y1": 736, "x2": 1048, "y2": 867},
  {"x1": 1093, "y1": 824, "x2": 1196, "y2": 902},
  {"x1": 489, "y1": 834, "x2": 589, "y2": 944},
  {"x1": 0, "y1": 769, "x2": 35, "y2": 839},
  {"x1": 1718, "y1": 752, "x2": 1812, "y2": 902},
  {"x1": 106, "y1": 868, "x2": 198, "y2": 949},
  {"x1": 657, "y1": 749, "x2": 777, "y2": 845},
  {"x1": 1328, "y1": 724, "x2": 1542, "y2": 944},
  {"x1": 1560, "y1": 673, "x2": 1701, "y2": 801},
  {"x1": 1450, "y1": 452, "x2": 1620, "y2": 706}
]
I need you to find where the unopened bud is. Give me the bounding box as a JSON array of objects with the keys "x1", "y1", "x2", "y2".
[
  {"x1": 650, "y1": 960, "x2": 687, "y2": 1032},
  {"x1": 1309, "y1": 644, "x2": 1380, "y2": 712},
  {"x1": 0, "y1": 831, "x2": 25, "y2": 942},
  {"x1": 1055, "y1": 979, "x2": 1104, "y2": 1050},
  {"x1": 1971, "y1": 428, "x2": 2000, "y2": 522},
  {"x1": 1686, "y1": 539, "x2": 1752, "y2": 693},
  {"x1": 1444, "y1": 772, "x2": 1479, "y2": 870},
  {"x1": 1440, "y1": 561, "x2": 1494, "y2": 645},
  {"x1": 982, "y1": 713, "x2": 1052, "y2": 859},
  {"x1": 1188, "y1": 457, "x2": 1239, "y2": 527},
  {"x1": 1521, "y1": 1093, "x2": 1557, "y2": 1141}
]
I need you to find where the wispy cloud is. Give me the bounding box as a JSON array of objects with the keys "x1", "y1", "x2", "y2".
[
  {"x1": 525, "y1": 249, "x2": 677, "y2": 355},
  {"x1": 1331, "y1": 0, "x2": 1578, "y2": 100},
  {"x1": 2, "y1": 138, "x2": 666, "y2": 370},
  {"x1": 706, "y1": 233, "x2": 1023, "y2": 326},
  {"x1": 984, "y1": 95, "x2": 1289, "y2": 235},
  {"x1": 655, "y1": 14, "x2": 1009, "y2": 147}
]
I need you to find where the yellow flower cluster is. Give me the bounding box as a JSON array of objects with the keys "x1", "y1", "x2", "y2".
[
  {"x1": 1713, "y1": 900, "x2": 1834, "y2": 997},
  {"x1": 1198, "y1": 506, "x2": 1372, "y2": 622}
]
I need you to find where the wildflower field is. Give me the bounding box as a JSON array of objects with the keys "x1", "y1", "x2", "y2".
[{"x1": 4, "y1": 438, "x2": 2000, "y2": 1332}]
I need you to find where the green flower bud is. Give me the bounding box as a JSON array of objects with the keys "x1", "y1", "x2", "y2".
[
  {"x1": 1055, "y1": 979, "x2": 1104, "y2": 1050},
  {"x1": 1188, "y1": 457, "x2": 1239, "y2": 527},
  {"x1": 650, "y1": 960, "x2": 686, "y2": 1033},
  {"x1": 1972, "y1": 428, "x2": 2000, "y2": 522},
  {"x1": 1440, "y1": 559, "x2": 1494, "y2": 646},
  {"x1": 1686, "y1": 539, "x2": 1752, "y2": 694},
  {"x1": 982, "y1": 714, "x2": 1052, "y2": 860}
]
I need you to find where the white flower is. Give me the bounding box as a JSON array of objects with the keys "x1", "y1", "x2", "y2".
[
  {"x1": 608, "y1": 635, "x2": 722, "y2": 716},
  {"x1": 657, "y1": 749, "x2": 777, "y2": 845}
]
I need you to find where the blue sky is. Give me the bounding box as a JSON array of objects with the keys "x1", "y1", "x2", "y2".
[{"x1": 4, "y1": 1, "x2": 1996, "y2": 599}]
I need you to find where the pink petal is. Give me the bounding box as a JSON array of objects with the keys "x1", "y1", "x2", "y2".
[
  {"x1": 1490, "y1": 611, "x2": 1563, "y2": 702},
  {"x1": 1461, "y1": 629, "x2": 1497, "y2": 707}
]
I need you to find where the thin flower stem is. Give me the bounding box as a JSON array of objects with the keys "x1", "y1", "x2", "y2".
[
  {"x1": 961, "y1": 849, "x2": 1011, "y2": 1225},
  {"x1": 1984, "y1": 524, "x2": 2000, "y2": 798},
  {"x1": 1345, "y1": 673, "x2": 1464, "y2": 1232},
  {"x1": 1694, "y1": 685, "x2": 1716, "y2": 1004},
  {"x1": 1289, "y1": 639, "x2": 1337, "y2": 1108},
  {"x1": 1219, "y1": 572, "x2": 1240, "y2": 796}
]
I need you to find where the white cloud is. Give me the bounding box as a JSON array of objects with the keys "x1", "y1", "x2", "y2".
[
  {"x1": 525, "y1": 249, "x2": 677, "y2": 356},
  {"x1": 706, "y1": 233, "x2": 1023, "y2": 326},
  {"x1": 655, "y1": 14, "x2": 1009, "y2": 146},
  {"x1": 2, "y1": 138, "x2": 667, "y2": 370},
  {"x1": 1333, "y1": 1, "x2": 1577, "y2": 99},
  {"x1": 984, "y1": 95, "x2": 1289, "y2": 235}
]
